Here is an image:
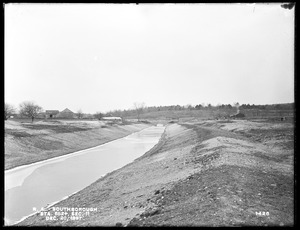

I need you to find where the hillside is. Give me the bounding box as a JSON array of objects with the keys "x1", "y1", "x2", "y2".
[{"x1": 122, "y1": 104, "x2": 294, "y2": 121}]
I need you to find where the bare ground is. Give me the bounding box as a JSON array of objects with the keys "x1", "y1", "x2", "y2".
[{"x1": 15, "y1": 119, "x2": 294, "y2": 227}]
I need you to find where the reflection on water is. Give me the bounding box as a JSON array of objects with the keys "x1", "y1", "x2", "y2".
[{"x1": 5, "y1": 126, "x2": 165, "y2": 225}]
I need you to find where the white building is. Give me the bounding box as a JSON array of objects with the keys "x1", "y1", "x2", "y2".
[{"x1": 102, "y1": 117, "x2": 122, "y2": 121}]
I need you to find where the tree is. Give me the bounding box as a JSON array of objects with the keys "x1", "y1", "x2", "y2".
[
  {"x1": 187, "y1": 104, "x2": 194, "y2": 110},
  {"x1": 19, "y1": 101, "x2": 43, "y2": 122},
  {"x1": 94, "y1": 112, "x2": 103, "y2": 120},
  {"x1": 76, "y1": 109, "x2": 84, "y2": 119},
  {"x1": 134, "y1": 102, "x2": 146, "y2": 121},
  {"x1": 5, "y1": 103, "x2": 16, "y2": 120},
  {"x1": 195, "y1": 104, "x2": 202, "y2": 110}
]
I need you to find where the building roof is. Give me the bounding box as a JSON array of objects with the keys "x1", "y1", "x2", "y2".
[{"x1": 60, "y1": 108, "x2": 74, "y2": 113}]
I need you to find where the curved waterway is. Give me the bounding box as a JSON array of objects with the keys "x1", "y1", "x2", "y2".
[{"x1": 5, "y1": 125, "x2": 165, "y2": 225}]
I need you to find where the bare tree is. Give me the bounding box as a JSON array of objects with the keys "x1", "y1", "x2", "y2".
[
  {"x1": 19, "y1": 101, "x2": 43, "y2": 122},
  {"x1": 5, "y1": 103, "x2": 16, "y2": 120},
  {"x1": 76, "y1": 109, "x2": 84, "y2": 119},
  {"x1": 134, "y1": 102, "x2": 146, "y2": 121},
  {"x1": 94, "y1": 112, "x2": 103, "y2": 120}
]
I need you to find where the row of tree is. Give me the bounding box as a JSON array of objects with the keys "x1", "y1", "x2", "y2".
[
  {"x1": 5, "y1": 101, "x2": 94, "y2": 122},
  {"x1": 5, "y1": 102, "x2": 42, "y2": 122},
  {"x1": 5, "y1": 101, "x2": 294, "y2": 122}
]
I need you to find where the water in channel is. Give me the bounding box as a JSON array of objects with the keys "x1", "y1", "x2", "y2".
[{"x1": 5, "y1": 125, "x2": 165, "y2": 225}]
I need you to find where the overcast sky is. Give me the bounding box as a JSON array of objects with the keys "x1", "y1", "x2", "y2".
[{"x1": 5, "y1": 3, "x2": 294, "y2": 113}]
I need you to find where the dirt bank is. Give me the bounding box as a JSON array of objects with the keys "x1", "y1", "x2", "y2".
[
  {"x1": 5, "y1": 120, "x2": 151, "y2": 170},
  {"x1": 16, "y1": 120, "x2": 294, "y2": 227}
]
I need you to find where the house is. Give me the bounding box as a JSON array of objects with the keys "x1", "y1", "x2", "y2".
[
  {"x1": 45, "y1": 110, "x2": 60, "y2": 119},
  {"x1": 56, "y1": 108, "x2": 76, "y2": 119}
]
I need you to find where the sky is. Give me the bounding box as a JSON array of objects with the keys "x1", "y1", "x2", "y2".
[{"x1": 5, "y1": 3, "x2": 294, "y2": 114}]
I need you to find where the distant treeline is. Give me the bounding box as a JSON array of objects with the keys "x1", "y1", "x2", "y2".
[
  {"x1": 6, "y1": 102, "x2": 294, "y2": 121},
  {"x1": 104, "y1": 103, "x2": 294, "y2": 118}
]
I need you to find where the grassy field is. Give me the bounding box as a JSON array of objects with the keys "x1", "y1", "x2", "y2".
[
  {"x1": 5, "y1": 119, "x2": 151, "y2": 170},
  {"x1": 17, "y1": 118, "x2": 294, "y2": 226}
]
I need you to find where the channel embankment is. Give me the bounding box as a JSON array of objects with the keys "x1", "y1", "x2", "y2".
[
  {"x1": 17, "y1": 120, "x2": 294, "y2": 226},
  {"x1": 5, "y1": 119, "x2": 151, "y2": 170}
]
